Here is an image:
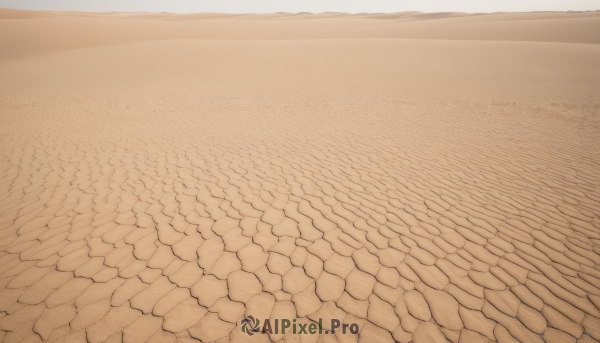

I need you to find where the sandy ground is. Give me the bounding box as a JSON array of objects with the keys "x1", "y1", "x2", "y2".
[{"x1": 1, "y1": 8, "x2": 600, "y2": 343}]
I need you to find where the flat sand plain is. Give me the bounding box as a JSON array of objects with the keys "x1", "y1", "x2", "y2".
[{"x1": 1, "y1": 8, "x2": 600, "y2": 343}]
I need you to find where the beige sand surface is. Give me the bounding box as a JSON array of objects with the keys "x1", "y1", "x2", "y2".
[{"x1": 1, "y1": 8, "x2": 600, "y2": 343}]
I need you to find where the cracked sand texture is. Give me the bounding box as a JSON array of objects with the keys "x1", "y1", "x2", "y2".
[{"x1": 1, "y1": 8, "x2": 600, "y2": 343}]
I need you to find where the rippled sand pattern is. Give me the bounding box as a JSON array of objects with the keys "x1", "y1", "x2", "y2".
[{"x1": 1, "y1": 9, "x2": 600, "y2": 343}]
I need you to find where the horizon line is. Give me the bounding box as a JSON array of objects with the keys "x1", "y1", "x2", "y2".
[{"x1": 2, "y1": 7, "x2": 600, "y2": 15}]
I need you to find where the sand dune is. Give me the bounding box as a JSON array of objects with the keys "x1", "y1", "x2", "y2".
[
  {"x1": 0, "y1": 8, "x2": 600, "y2": 343},
  {"x1": 1, "y1": 10, "x2": 600, "y2": 61}
]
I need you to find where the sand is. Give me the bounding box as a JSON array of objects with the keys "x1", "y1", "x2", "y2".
[{"x1": 0, "y1": 8, "x2": 600, "y2": 343}]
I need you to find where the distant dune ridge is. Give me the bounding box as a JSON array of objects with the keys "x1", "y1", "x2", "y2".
[
  {"x1": 0, "y1": 8, "x2": 600, "y2": 343},
  {"x1": 1, "y1": 8, "x2": 600, "y2": 61}
]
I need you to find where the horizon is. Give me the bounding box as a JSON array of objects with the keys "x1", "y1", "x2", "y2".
[
  {"x1": 1, "y1": 0, "x2": 599, "y2": 14},
  {"x1": 2, "y1": 7, "x2": 600, "y2": 15}
]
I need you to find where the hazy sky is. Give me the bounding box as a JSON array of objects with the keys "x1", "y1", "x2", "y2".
[{"x1": 0, "y1": 0, "x2": 599, "y2": 13}]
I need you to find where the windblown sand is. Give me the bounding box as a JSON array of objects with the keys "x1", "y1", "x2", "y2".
[{"x1": 1, "y1": 8, "x2": 600, "y2": 343}]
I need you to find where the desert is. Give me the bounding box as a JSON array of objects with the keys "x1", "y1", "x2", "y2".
[{"x1": 0, "y1": 7, "x2": 600, "y2": 343}]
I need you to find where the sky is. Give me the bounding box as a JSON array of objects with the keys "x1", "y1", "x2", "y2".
[{"x1": 0, "y1": 0, "x2": 599, "y2": 13}]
